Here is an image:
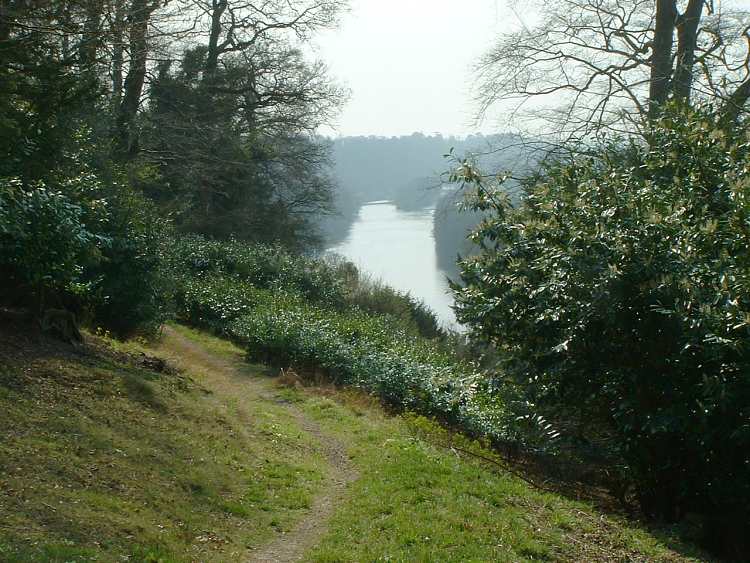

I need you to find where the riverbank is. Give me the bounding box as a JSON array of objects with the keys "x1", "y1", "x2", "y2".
[{"x1": 326, "y1": 200, "x2": 459, "y2": 329}]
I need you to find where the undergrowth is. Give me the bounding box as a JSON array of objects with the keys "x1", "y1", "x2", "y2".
[{"x1": 169, "y1": 237, "x2": 529, "y2": 449}]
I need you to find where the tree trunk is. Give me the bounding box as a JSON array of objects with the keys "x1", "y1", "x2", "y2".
[
  {"x1": 204, "y1": 0, "x2": 227, "y2": 80},
  {"x1": 720, "y1": 77, "x2": 750, "y2": 126},
  {"x1": 59, "y1": 1, "x2": 71, "y2": 62},
  {"x1": 115, "y1": 0, "x2": 155, "y2": 157},
  {"x1": 0, "y1": 0, "x2": 11, "y2": 43},
  {"x1": 110, "y1": 0, "x2": 125, "y2": 118},
  {"x1": 79, "y1": 0, "x2": 102, "y2": 71},
  {"x1": 649, "y1": 0, "x2": 677, "y2": 118},
  {"x1": 672, "y1": 0, "x2": 704, "y2": 103}
]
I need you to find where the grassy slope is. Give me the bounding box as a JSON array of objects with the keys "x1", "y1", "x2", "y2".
[
  {"x1": 290, "y1": 391, "x2": 708, "y2": 562},
  {"x1": 0, "y1": 319, "x2": 327, "y2": 561},
  {"x1": 0, "y1": 320, "x2": 711, "y2": 562}
]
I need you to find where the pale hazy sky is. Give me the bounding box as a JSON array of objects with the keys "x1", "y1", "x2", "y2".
[{"x1": 313, "y1": 0, "x2": 518, "y2": 137}]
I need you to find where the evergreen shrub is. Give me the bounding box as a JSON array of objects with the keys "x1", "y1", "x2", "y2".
[{"x1": 453, "y1": 106, "x2": 750, "y2": 553}]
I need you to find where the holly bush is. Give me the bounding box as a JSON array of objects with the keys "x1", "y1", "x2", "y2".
[
  {"x1": 169, "y1": 235, "x2": 442, "y2": 338},
  {"x1": 0, "y1": 178, "x2": 100, "y2": 310},
  {"x1": 175, "y1": 269, "x2": 512, "y2": 442},
  {"x1": 452, "y1": 105, "x2": 750, "y2": 553},
  {"x1": 0, "y1": 144, "x2": 172, "y2": 336}
]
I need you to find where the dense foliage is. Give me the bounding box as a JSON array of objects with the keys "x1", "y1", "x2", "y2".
[
  {"x1": 453, "y1": 106, "x2": 750, "y2": 554},
  {"x1": 141, "y1": 46, "x2": 340, "y2": 246},
  {"x1": 0, "y1": 178, "x2": 98, "y2": 310},
  {"x1": 1, "y1": 0, "x2": 345, "y2": 332},
  {"x1": 1, "y1": 0, "x2": 345, "y2": 250},
  {"x1": 167, "y1": 236, "x2": 521, "y2": 444},
  {"x1": 0, "y1": 135, "x2": 170, "y2": 336},
  {"x1": 167, "y1": 236, "x2": 442, "y2": 338}
]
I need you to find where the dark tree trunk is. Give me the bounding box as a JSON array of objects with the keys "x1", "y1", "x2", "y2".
[
  {"x1": 115, "y1": 0, "x2": 155, "y2": 156},
  {"x1": 721, "y1": 77, "x2": 750, "y2": 125},
  {"x1": 59, "y1": 1, "x2": 71, "y2": 61},
  {"x1": 79, "y1": 0, "x2": 102, "y2": 71},
  {"x1": 77, "y1": 0, "x2": 104, "y2": 110},
  {"x1": 110, "y1": 0, "x2": 125, "y2": 117},
  {"x1": 204, "y1": 0, "x2": 227, "y2": 80},
  {"x1": 0, "y1": 0, "x2": 11, "y2": 43},
  {"x1": 672, "y1": 0, "x2": 704, "y2": 103},
  {"x1": 649, "y1": 0, "x2": 677, "y2": 118}
]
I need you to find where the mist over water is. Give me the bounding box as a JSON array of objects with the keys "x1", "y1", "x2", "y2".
[{"x1": 327, "y1": 201, "x2": 458, "y2": 330}]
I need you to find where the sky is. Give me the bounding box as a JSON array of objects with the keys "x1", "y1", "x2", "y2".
[{"x1": 312, "y1": 0, "x2": 520, "y2": 138}]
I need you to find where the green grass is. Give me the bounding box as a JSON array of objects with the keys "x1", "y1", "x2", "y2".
[
  {"x1": 0, "y1": 322, "x2": 712, "y2": 562},
  {"x1": 164, "y1": 322, "x2": 242, "y2": 359},
  {"x1": 0, "y1": 324, "x2": 327, "y2": 561},
  {"x1": 288, "y1": 390, "x2": 709, "y2": 562}
]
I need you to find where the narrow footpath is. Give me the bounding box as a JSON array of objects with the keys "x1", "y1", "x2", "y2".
[{"x1": 160, "y1": 326, "x2": 358, "y2": 563}]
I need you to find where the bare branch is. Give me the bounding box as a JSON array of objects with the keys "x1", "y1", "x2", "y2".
[{"x1": 474, "y1": 0, "x2": 750, "y2": 150}]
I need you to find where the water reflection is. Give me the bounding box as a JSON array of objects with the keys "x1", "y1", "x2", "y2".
[{"x1": 327, "y1": 201, "x2": 458, "y2": 329}]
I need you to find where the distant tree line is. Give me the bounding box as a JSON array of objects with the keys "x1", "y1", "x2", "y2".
[
  {"x1": 318, "y1": 132, "x2": 525, "y2": 267},
  {"x1": 318, "y1": 133, "x2": 466, "y2": 246}
]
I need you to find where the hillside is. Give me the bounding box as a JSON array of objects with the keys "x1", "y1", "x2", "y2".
[{"x1": 0, "y1": 315, "x2": 710, "y2": 562}]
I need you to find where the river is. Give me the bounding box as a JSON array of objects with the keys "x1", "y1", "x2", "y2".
[{"x1": 326, "y1": 200, "x2": 459, "y2": 330}]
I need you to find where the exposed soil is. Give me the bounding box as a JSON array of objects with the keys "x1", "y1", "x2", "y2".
[{"x1": 160, "y1": 326, "x2": 358, "y2": 563}]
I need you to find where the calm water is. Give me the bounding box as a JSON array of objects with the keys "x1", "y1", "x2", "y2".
[{"x1": 327, "y1": 201, "x2": 458, "y2": 329}]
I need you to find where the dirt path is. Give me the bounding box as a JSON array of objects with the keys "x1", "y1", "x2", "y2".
[{"x1": 160, "y1": 326, "x2": 358, "y2": 563}]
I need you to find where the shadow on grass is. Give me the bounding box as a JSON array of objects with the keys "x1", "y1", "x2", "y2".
[{"x1": 121, "y1": 372, "x2": 166, "y2": 412}]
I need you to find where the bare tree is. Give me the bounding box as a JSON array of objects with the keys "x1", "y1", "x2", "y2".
[
  {"x1": 476, "y1": 0, "x2": 750, "y2": 146},
  {"x1": 110, "y1": 0, "x2": 346, "y2": 154},
  {"x1": 179, "y1": 0, "x2": 346, "y2": 80},
  {"x1": 221, "y1": 42, "x2": 346, "y2": 135}
]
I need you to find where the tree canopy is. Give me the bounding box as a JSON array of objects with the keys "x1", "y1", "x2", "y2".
[
  {"x1": 1, "y1": 0, "x2": 347, "y2": 244},
  {"x1": 476, "y1": 0, "x2": 750, "y2": 146}
]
